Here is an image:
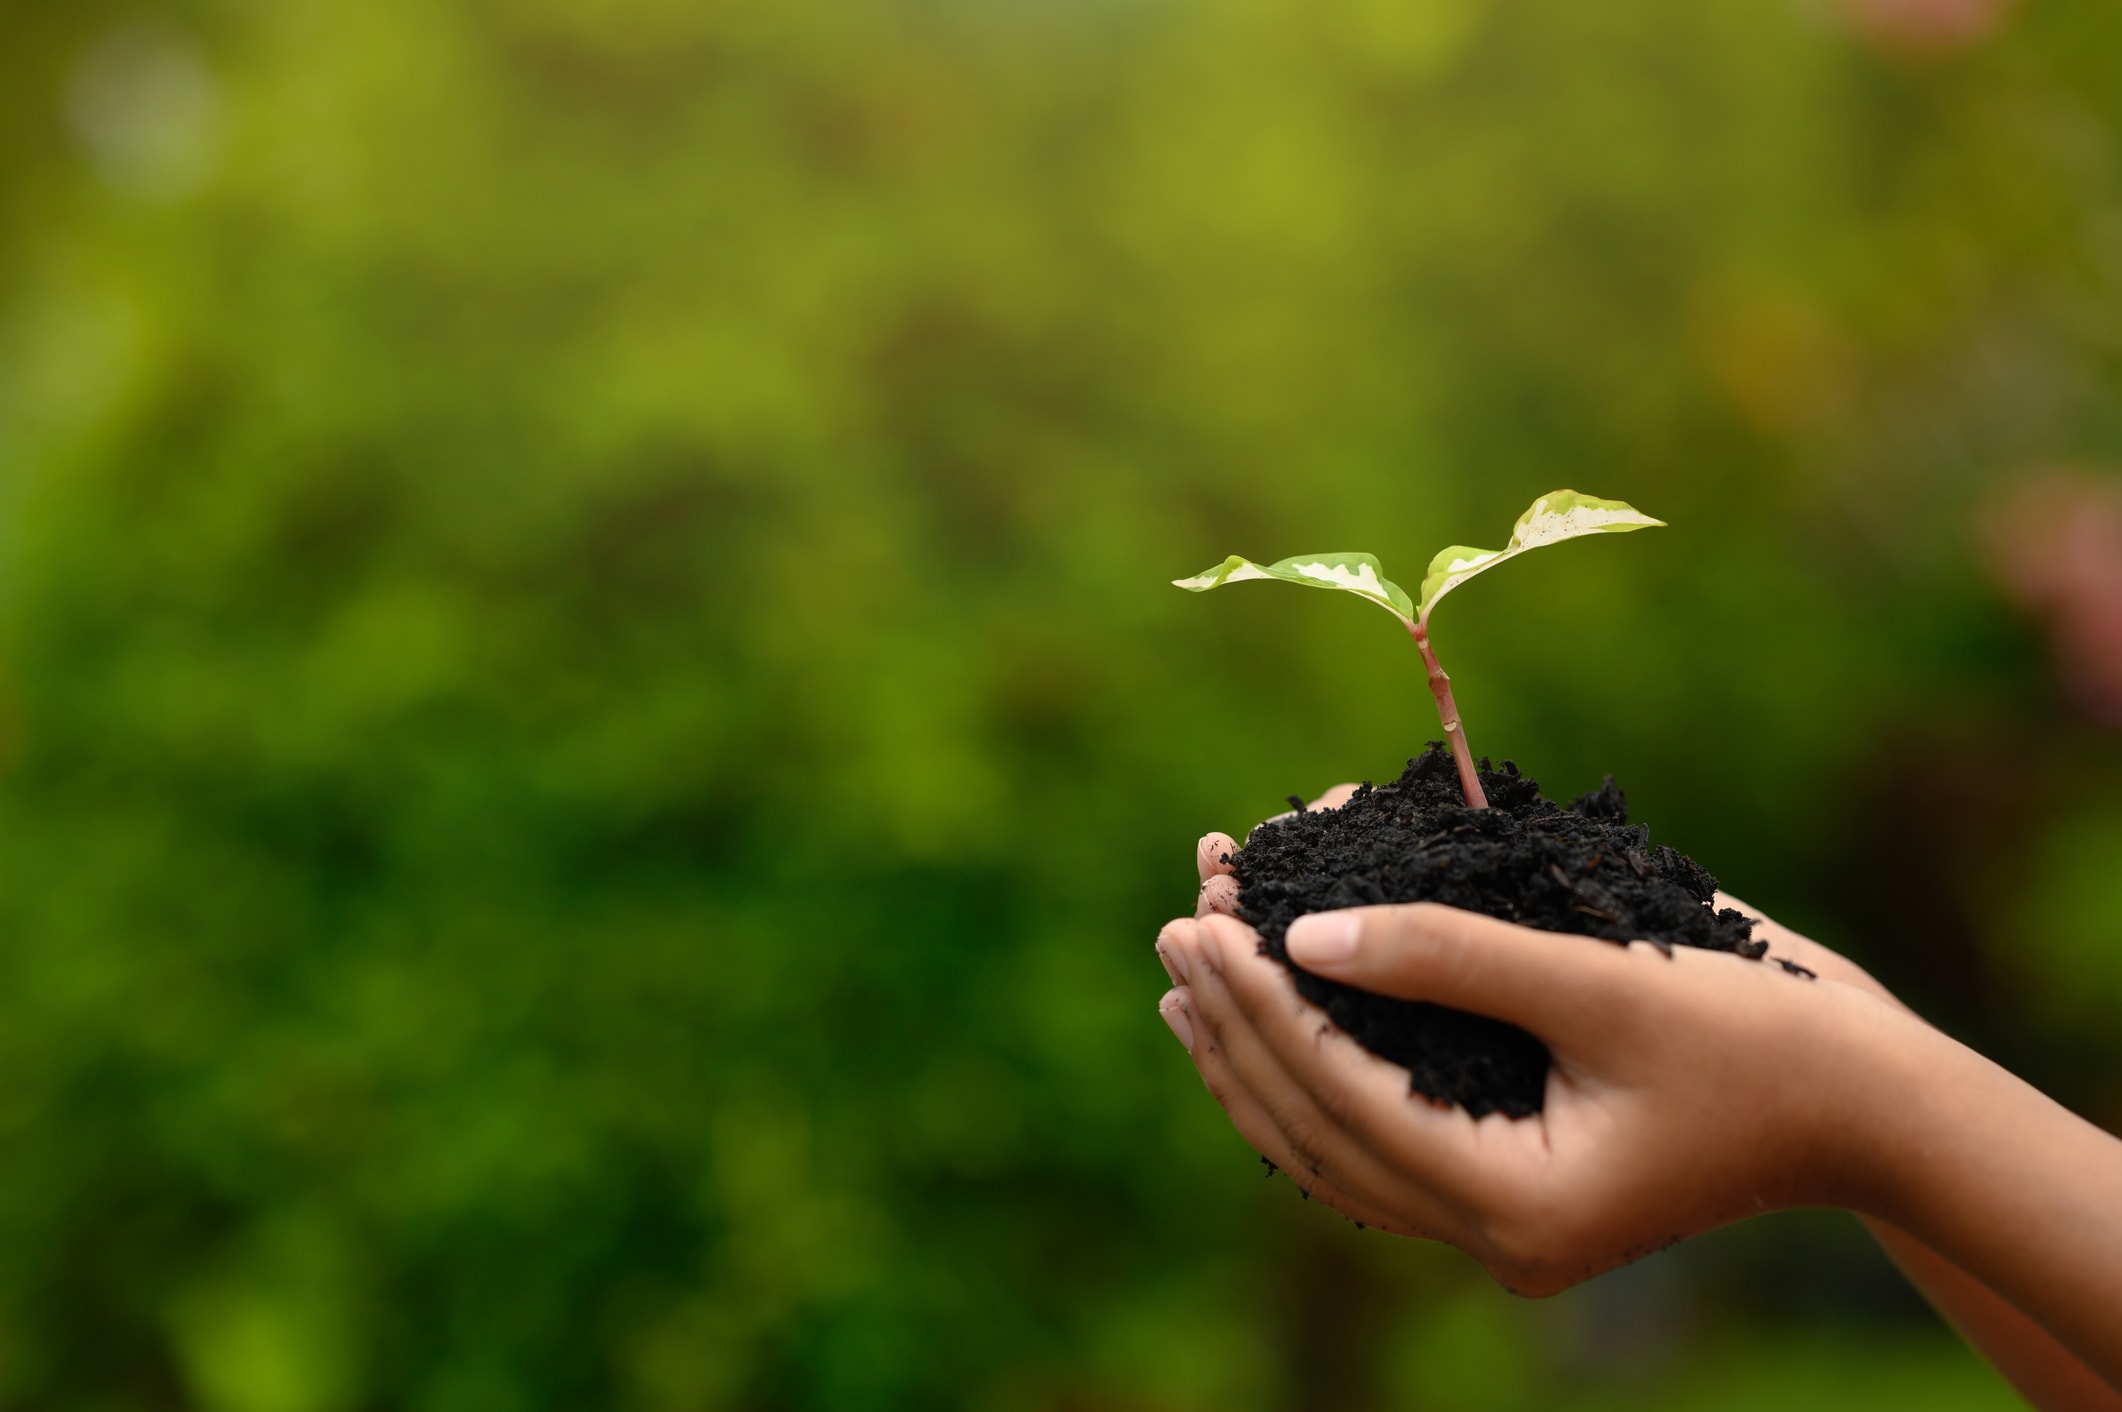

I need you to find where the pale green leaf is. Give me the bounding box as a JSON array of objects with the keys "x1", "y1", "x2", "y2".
[
  {"x1": 1416, "y1": 489, "x2": 1663, "y2": 621},
  {"x1": 1172, "y1": 551, "x2": 1416, "y2": 626}
]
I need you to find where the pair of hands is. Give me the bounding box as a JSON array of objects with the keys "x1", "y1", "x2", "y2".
[{"x1": 1154, "y1": 785, "x2": 1923, "y2": 1295}]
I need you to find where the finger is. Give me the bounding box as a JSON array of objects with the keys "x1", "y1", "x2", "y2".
[
  {"x1": 1158, "y1": 986, "x2": 1194, "y2": 1051},
  {"x1": 1281, "y1": 903, "x2": 1647, "y2": 1047},
  {"x1": 1249, "y1": 783, "x2": 1363, "y2": 838},
  {"x1": 1197, "y1": 832, "x2": 1239, "y2": 882},
  {"x1": 1714, "y1": 889, "x2": 1764, "y2": 919},
  {"x1": 1156, "y1": 918, "x2": 1194, "y2": 987},
  {"x1": 1716, "y1": 889, "x2": 1819, "y2": 967},
  {"x1": 1715, "y1": 890, "x2": 1829, "y2": 964},
  {"x1": 1195, "y1": 914, "x2": 1498, "y2": 1212},
  {"x1": 1185, "y1": 996, "x2": 1443, "y2": 1240},
  {"x1": 1179, "y1": 918, "x2": 1478, "y2": 1233},
  {"x1": 1196, "y1": 874, "x2": 1240, "y2": 919},
  {"x1": 1714, "y1": 890, "x2": 1788, "y2": 942},
  {"x1": 1717, "y1": 891, "x2": 1904, "y2": 1010}
]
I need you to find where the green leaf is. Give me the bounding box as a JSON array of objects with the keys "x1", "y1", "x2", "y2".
[
  {"x1": 1416, "y1": 489, "x2": 1663, "y2": 621},
  {"x1": 1172, "y1": 551, "x2": 1417, "y2": 626}
]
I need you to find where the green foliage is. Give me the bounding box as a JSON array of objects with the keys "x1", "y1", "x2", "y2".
[
  {"x1": 1175, "y1": 551, "x2": 1418, "y2": 624},
  {"x1": 1174, "y1": 489, "x2": 1661, "y2": 630},
  {"x1": 1416, "y1": 490, "x2": 1664, "y2": 621},
  {"x1": 0, "y1": 0, "x2": 2117, "y2": 1409}
]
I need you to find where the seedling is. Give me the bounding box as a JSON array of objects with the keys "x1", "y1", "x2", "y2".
[{"x1": 1173, "y1": 489, "x2": 1663, "y2": 809}]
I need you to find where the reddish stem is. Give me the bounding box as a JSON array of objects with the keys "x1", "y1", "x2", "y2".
[{"x1": 1410, "y1": 616, "x2": 1489, "y2": 810}]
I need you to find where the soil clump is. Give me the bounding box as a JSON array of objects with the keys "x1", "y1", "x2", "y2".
[{"x1": 1232, "y1": 743, "x2": 1764, "y2": 1119}]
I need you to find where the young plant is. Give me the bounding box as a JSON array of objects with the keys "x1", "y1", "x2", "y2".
[{"x1": 1174, "y1": 489, "x2": 1664, "y2": 809}]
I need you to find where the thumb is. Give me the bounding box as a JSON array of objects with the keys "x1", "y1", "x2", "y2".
[{"x1": 1285, "y1": 903, "x2": 1638, "y2": 1042}]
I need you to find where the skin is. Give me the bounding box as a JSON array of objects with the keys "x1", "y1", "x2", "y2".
[{"x1": 1156, "y1": 788, "x2": 2122, "y2": 1409}]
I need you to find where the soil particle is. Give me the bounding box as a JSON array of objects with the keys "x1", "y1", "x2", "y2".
[{"x1": 1233, "y1": 743, "x2": 1762, "y2": 1119}]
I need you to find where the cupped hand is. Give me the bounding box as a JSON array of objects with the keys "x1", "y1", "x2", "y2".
[
  {"x1": 1183, "y1": 795, "x2": 1889, "y2": 999},
  {"x1": 1188, "y1": 783, "x2": 1361, "y2": 923},
  {"x1": 1174, "y1": 790, "x2": 1899, "y2": 1012},
  {"x1": 1154, "y1": 798, "x2": 1928, "y2": 1294}
]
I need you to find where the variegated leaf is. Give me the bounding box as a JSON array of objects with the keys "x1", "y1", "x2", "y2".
[
  {"x1": 1172, "y1": 551, "x2": 1416, "y2": 626},
  {"x1": 1416, "y1": 490, "x2": 1663, "y2": 621}
]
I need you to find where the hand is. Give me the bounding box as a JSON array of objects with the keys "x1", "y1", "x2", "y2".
[
  {"x1": 1712, "y1": 890, "x2": 1901, "y2": 1010},
  {"x1": 1157, "y1": 807, "x2": 2122, "y2": 1402},
  {"x1": 1155, "y1": 813, "x2": 1928, "y2": 1294},
  {"x1": 1190, "y1": 792, "x2": 1892, "y2": 1006},
  {"x1": 1182, "y1": 795, "x2": 1911, "y2": 1080},
  {"x1": 1189, "y1": 783, "x2": 1361, "y2": 923}
]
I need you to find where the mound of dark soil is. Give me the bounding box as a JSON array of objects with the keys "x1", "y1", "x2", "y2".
[{"x1": 1232, "y1": 743, "x2": 1765, "y2": 1119}]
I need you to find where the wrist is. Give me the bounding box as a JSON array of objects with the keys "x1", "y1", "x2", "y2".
[
  {"x1": 1843, "y1": 1026, "x2": 2122, "y2": 1387},
  {"x1": 1839, "y1": 1011, "x2": 2090, "y2": 1237},
  {"x1": 1801, "y1": 993, "x2": 1962, "y2": 1217}
]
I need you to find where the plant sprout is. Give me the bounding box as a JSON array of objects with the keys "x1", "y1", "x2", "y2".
[{"x1": 1174, "y1": 489, "x2": 1664, "y2": 810}]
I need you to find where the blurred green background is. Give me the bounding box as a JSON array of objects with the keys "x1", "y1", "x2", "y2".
[{"x1": 3, "y1": 0, "x2": 2120, "y2": 1406}]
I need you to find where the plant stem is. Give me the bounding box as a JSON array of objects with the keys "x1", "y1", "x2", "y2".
[{"x1": 1410, "y1": 617, "x2": 1489, "y2": 809}]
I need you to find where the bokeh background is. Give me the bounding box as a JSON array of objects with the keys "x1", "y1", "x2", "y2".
[{"x1": 3, "y1": 0, "x2": 2120, "y2": 1406}]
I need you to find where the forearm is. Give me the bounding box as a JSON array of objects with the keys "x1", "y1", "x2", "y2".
[
  {"x1": 1863, "y1": 1217, "x2": 2122, "y2": 1411},
  {"x1": 1858, "y1": 1025, "x2": 2122, "y2": 1392},
  {"x1": 1740, "y1": 896, "x2": 2122, "y2": 1401}
]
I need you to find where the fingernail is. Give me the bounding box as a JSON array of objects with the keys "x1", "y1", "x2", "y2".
[
  {"x1": 1287, "y1": 912, "x2": 1360, "y2": 965},
  {"x1": 1155, "y1": 939, "x2": 1187, "y2": 986},
  {"x1": 1197, "y1": 833, "x2": 1237, "y2": 878},
  {"x1": 1158, "y1": 988, "x2": 1194, "y2": 1051}
]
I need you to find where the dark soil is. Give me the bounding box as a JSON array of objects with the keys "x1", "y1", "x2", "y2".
[{"x1": 1231, "y1": 743, "x2": 1765, "y2": 1119}]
